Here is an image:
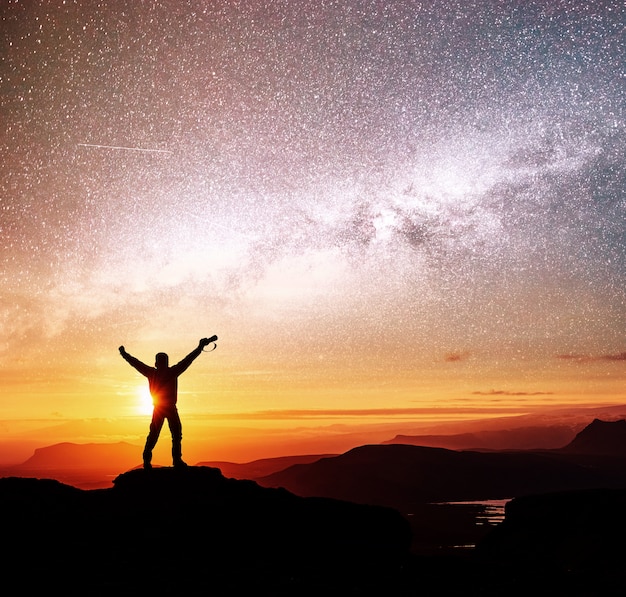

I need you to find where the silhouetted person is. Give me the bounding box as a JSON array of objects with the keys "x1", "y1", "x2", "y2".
[{"x1": 119, "y1": 337, "x2": 216, "y2": 469}]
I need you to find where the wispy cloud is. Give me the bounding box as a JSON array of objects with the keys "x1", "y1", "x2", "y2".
[
  {"x1": 444, "y1": 351, "x2": 471, "y2": 362},
  {"x1": 556, "y1": 352, "x2": 626, "y2": 363},
  {"x1": 192, "y1": 406, "x2": 527, "y2": 420},
  {"x1": 472, "y1": 389, "x2": 554, "y2": 396}
]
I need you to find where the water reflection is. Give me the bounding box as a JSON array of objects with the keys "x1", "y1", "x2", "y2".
[
  {"x1": 431, "y1": 498, "x2": 511, "y2": 550},
  {"x1": 405, "y1": 499, "x2": 512, "y2": 553},
  {"x1": 444, "y1": 499, "x2": 510, "y2": 525}
]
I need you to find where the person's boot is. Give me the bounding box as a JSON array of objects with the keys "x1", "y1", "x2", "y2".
[{"x1": 172, "y1": 442, "x2": 187, "y2": 468}]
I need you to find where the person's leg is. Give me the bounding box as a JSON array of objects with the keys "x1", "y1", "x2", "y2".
[
  {"x1": 143, "y1": 407, "x2": 165, "y2": 469},
  {"x1": 167, "y1": 407, "x2": 186, "y2": 467}
]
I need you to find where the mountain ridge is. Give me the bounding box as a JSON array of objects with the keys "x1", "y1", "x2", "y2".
[
  {"x1": 18, "y1": 440, "x2": 139, "y2": 469},
  {"x1": 197, "y1": 454, "x2": 338, "y2": 478},
  {"x1": 383, "y1": 424, "x2": 579, "y2": 450},
  {"x1": 559, "y1": 418, "x2": 626, "y2": 455},
  {"x1": 5, "y1": 417, "x2": 626, "y2": 493},
  {"x1": 258, "y1": 419, "x2": 626, "y2": 508}
]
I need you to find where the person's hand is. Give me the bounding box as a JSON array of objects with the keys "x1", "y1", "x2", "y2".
[
  {"x1": 119, "y1": 346, "x2": 126, "y2": 355},
  {"x1": 200, "y1": 335, "x2": 218, "y2": 348}
]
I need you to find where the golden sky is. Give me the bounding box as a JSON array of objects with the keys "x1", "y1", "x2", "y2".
[{"x1": 1, "y1": 1, "x2": 625, "y2": 462}]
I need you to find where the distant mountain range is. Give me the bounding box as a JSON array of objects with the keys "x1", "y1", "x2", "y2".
[
  {"x1": 0, "y1": 441, "x2": 141, "y2": 489},
  {"x1": 18, "y1": 441, "x2": 139, "y2": 470},
  {"x1": 256, "y1": 419, "x2": 626, "y2": 510},
  {"x1": 247, "y1": 419, "x2": 626, "y2": 556},
  {"x1": 382, "y1": 424, "x2": 579, "y2": 450},
  {"x1": 4, "y1": 417, "x2": 626, "y2": 494},
  {"x1": 197, "y1": 454, "x2": 338, "y2": 478},
  {"x1": 558, "y1": 418, "x2": 626, "y2": 455},
  {"x1": 256, "y1": 444, "x2": 622, "y2": 508}
]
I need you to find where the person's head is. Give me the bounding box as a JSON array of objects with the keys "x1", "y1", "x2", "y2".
[{"x1": 155, "y1": 352, "x2": 169, "y2": 369}]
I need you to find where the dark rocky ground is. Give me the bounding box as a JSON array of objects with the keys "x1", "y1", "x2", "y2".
[
  {"x1": 3, "y1": 466, "x2": 626, "y2": 596},
  {"x1": 2, "y1": 467, "x2": 413, "y2": 596}
]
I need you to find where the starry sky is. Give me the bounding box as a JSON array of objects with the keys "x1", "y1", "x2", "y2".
[{"x1": 1, "y1": 0, "x2": 625, "y2": 457}]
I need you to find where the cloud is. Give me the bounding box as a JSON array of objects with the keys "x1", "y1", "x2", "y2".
[
  {"x1": 555, "y1": 352, "x2": 626, "y2": 363},
  {"x1": 472, "y1": 390, "x2": 554, "y2": 396},
  {"x1": 444, "y1": 351, "x2": 471, "y2": 362},
  {"x1": 194, "y1": 406, "x2": 529, "y2": 420}
]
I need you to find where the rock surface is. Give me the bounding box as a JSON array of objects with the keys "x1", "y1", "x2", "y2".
[
  {"x1": 476, "y1": 488, "x2": 626, "y2": 594},
  {"x1": 1, "y1": 466, "x2": 412, "y2": 595}
]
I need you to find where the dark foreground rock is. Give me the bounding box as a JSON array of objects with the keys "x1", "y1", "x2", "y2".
[
  {"x1": 1, "y1": 466, "x2": 412, "y2": 596},
  {"x1": 476, "y1": 488, "x2": 626, "y2": 595},
  {"x1": 4, "y1": 468, "x2": 626, "y2": 595}
]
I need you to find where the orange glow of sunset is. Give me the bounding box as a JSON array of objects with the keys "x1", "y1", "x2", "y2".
[{"x1": 1, "y1": 1, "x2": 625, "y2": 469}]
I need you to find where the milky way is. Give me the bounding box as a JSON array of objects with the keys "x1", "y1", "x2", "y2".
[{"x1": 1, "y1": 0, "x2": 625, "y2": 417}]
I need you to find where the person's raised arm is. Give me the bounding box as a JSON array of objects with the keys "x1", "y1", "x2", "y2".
[
  {"x1": 171, "y1": 338, "x2": 214, "y2": 375},
  {"x1": 119, "y1": 346, "x2": 153, "y2": 377}
]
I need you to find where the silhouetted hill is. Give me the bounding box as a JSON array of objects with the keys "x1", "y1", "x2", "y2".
[
  {"x1": 18, "y1": 441, "x2": 139, "y2": 469},
  {"x1": 1, "y1": 441, "x2": 142, "y2": 489},
  {"x1": 1, "y1": 466, "x2": 412, "y2": 595},
  {"x1": 199, "y1": 454, "x2": 337, "y2": 479},
  {"x1": 259, "y1": 443, "x2": 625, "y2": 511},
  {"x1": 383, "y1": 424, "x2": 578, "y2": 451},
  {"x1": 559, "y1": 418, "x2": 626, "y2": 455}
]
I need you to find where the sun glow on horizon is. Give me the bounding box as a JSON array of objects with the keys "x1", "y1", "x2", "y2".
[
  {"x1": 0, "y1": 1, "x2": 624, "y2": 456},
  {"x1": 137, "y1": 386, "x2": 154, "y2": 416}
]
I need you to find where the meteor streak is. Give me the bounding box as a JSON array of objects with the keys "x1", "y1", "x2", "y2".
[{"x1": 77, "y1": 143, "x2": 173, "y2": 154}]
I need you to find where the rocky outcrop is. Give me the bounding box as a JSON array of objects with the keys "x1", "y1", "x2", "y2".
[{"x1": 0, "y1": 466, "x2": 411, "y2": 595}]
